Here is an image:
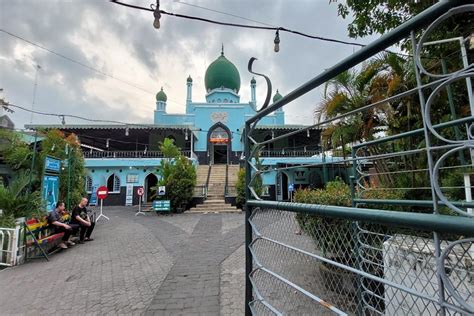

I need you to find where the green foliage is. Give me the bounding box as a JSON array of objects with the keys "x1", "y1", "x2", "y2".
[
  {"x1": 0, "y1": 129, "x2": 32, "y2": 170},
  {"x1": 159, "y1": 138, "x2": 180, "y2": 158},
  {"x1": 154, "y1": 138, "x2": 196, "y2": 211},
  {"x1": 294, "y1": 180, "x2": 353, "y2": 260},
  {"x1": 0, "y1": 172, "x2": 44, "y2": 227},
  {"x1": 38, "y1": 130, "x2": 86, "y2": 208},
  {"x1": 236, "y1": 154, "x2": 263, "y2": 209},
  {"x1": 236, "y1": 168, "x2": 246, "y2": 208},
  {"x1": 164, "y1": 156, "x2": 196, "y2": 211}
]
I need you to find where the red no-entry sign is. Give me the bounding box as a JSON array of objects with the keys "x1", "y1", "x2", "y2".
[
  {"x1": 137, "y1": 187, "x2": 144, "y2": 196},
  {"x1": 96, "y1": 186, "x2": 108, "y2": 200}
]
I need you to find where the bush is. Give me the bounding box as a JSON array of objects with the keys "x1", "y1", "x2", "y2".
[
  {"x1": 0, "y1": 172, "x2": 44, "y2": 228},
  {"x1": 236, "y1": 167, "x2": 262, "y2": 209},
  {"x1": 154, "y1": 138, "x2": 196, "y2": 211},
  {"x1": 164, "y1": 156, "x2": 196, "y2": 211},
  {"x1": 294, "y1": 179, "x2": 354, "y2": 261}
]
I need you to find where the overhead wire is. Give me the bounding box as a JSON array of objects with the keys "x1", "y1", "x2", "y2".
[
  {"x1": 0, "y1": 28, "x2": 185, "y2": 107},
  {"x1": 110, "y1": 0, "x2": 421, "y2": 59}
]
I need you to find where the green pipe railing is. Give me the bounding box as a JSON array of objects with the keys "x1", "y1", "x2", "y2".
[
  {"x1": 353, "y1": 198, "x2": 474, "y2": 208},
  {"x1": 247, "y1": 200, "x2": 474, "y2": 236}
]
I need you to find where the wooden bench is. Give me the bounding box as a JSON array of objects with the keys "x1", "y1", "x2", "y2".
[{"x1": 25, "y1": 214, "x2": 70, "y2": 261}]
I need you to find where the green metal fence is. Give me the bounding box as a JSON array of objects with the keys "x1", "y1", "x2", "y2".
[{"x1": 244, "y1": 1, "x2": 474, "y2": 315}]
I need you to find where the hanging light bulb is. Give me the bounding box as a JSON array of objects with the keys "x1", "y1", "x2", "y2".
[
  {"x1": 144, "y1": 146, "x2": 148, "y2": 154},
  {"x1": 185, "y1": 131, "x2": 189, "y2": 141},
  {"x1": 271, "y1": 131, "x2": 275, "y2": 139},
  {"x1": 153, "y1": 0, "x2": 161, "y2": 29},
  {"x1": 106, "y1": 138, "x2": 110, "y2": 148},
  {"x1": 125, "y1": 127, "x2": 129, "y2": 136},
  {"x1": 60, "y1": 115, "x2": 66, "y2": 125},
  {"x1": 274, "y1": 30, "x2": 280, "y2": 53},
  {"x1": 307, "y1": 129, "x2": 310, "y2": 137},
  {"x1": 469, "y1": 33, "x2": 474, "y2": 50}
]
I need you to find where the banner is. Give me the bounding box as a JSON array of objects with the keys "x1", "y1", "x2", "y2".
[{"x1": 42, "y1": 175, "x2": 59, "y2": 212}]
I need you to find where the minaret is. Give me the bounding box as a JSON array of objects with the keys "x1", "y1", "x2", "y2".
[
  {"x1": 186, "y1": 75, "x2": 193, "y2": 105},
  {"x1": 250, "y1": 77, "x2": 256, "y2": 108},
  {"x1": 156, "y1": 87, "x2": 167, "y2": 112}
]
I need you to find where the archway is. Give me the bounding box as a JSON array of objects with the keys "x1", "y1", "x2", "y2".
[
  {"x1": 144, "y1": 173, "x2": 158, "y2": 202},
  {"x1": 207, "y1": 122, "x2": 231, "y2": 164}
]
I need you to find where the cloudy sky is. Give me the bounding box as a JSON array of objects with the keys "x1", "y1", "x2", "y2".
[{"x1": 0, "y1": 0, "x2": 378, "y2": 129}]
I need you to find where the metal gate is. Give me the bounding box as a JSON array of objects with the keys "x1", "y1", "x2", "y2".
[{"x1": 244, "y1": 1, "x2": 474, "y2": 315}]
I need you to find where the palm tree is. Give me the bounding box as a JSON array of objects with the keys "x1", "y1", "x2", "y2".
[{"x1": 317, "y1": 57, "x2": 395, "y2": 186}]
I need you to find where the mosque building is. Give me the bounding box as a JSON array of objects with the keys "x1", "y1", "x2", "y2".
[{"x1": 27, "y1": 48, "x2": 345, "y2": 207}]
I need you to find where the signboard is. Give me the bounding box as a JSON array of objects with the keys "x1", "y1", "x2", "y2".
[
  {"x1": 97, "y1": 186, "x2": 108, "y2": 200},
  {"x1": 158, "y1": 186, "x2": 166, "y2": 196},
  {"x1": 125, "y1": 184, "x2": 133, "y2": 206},
  {"x1": 44, "y1": 156, "x2": 61, "y2": 173},
  {"x1": 89, "y1": 185, "x2": 98, "y2": 206},
  {"x1": 288, "y1": 183, "x2": 295, "y2": 192},
  {"x1": 137, "y1": 187, "x2": 144, "y2": 196},
  {"x1": 42, "y1": 175, "x2": 59, "y2": 212},
  {"x1": 152, "y1": 200, "x2": 170, "y2": 211}
]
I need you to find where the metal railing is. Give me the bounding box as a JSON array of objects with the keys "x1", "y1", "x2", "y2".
[
  {"x1": 193, "y1": 185, "x2": 207, "y2": 198},
  {"x1": 225, "y1": 185, "x2": 237, "y2": 197},
  {"x1": 0, "y1": 224, "x2": 24, "y2": 267},
  {"x1": 259, "y1": 149, "x2": 321, "y2": 157},
  {"x1": 244, "y1": 2, "x2": 474, "y2": 315},
  {"x1": 83, "y1": 150, "x2": 192, "y2": 159}
]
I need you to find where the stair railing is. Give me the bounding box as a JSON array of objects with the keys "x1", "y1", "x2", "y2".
[
  {"x1": 204, "y1": 164, "x2": 211, "y2": 199},
  {"x1": 224, "y1": 164, "x2": 229, "y2": 197}
]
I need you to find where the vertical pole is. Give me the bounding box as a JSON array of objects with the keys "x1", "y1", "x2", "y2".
[
  {"x1": 441, "y1": 58, "x2": 465, "y2": 165},
  {"x1": 411, "y1": 32, "x2": 446, "y2": 316},
  {"x1": 28, "y1": 131, "x2": 38, "y2": 193},
  {"x1": 244, "y1": 122, "x2": 252, "y2": 316},
  {"x1": 67, "y1": 146, "x2": 72, "y2": 210},
  {"x1": 139, "y1": 194, "x2": 142, "y2": 212},
  {"x1": 464, "y1": 174, "x2": 473, "y2": 215}
]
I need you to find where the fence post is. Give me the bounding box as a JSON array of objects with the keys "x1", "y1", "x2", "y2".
[{"x1": 244, "y1": 121, "x2": 252, "y2": 316}]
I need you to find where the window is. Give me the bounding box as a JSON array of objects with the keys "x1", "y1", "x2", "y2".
[
  {"x1": 107, "y1": 174, "x2": 121, "y2": 193},
  {"x1": 126, "y1": 174, "x2": 139, "y2": 183},
  {"x1": 85, "y1": 175, "x2": 93, "y2": 193}
]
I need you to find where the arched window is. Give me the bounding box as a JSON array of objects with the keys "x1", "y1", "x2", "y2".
[
  {"x1": 85, "y1": 175, "x2": 93, "y2": 193},
  {"x1": 107, "y1": 174, "x2": 121, "y2": 193}
]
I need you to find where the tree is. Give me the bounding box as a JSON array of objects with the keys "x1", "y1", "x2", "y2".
[
  {"x1": 38, "y1": 129, "x2": 86, "y2": 208},
  {"x1": 0, "y1": 171, "x2": 43, "y2": 227},
  {"x1": 154, "y1": 138, "x2": 196, "y2": 211},
  {"x1": 336, "y1": 1, "x2": 473, "y2": 41},
  {"x1": 318, "y1": 59, "x2": 389, "y2": 148}
]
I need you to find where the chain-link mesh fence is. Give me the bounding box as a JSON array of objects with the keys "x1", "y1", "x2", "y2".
[
  {"x1": 248, "y1": 207, "x2": 473, "y2": 315},
  {"x1": 244, "y1": 2, "x2": 474, "y2": 315}
]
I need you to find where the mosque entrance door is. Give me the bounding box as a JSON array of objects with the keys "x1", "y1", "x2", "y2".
[
  {"x1": 208, "y1": 124, "x2": 230, "y2": 164},
  {"x1": 213, "y1": 145, "x2": 228, "y2": 164}
]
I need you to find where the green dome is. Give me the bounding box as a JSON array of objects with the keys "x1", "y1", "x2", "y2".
[
  {"x1": 156, "y1": 87, "x2": 167, "y2": 102},
  {"x1": 204, "y1": 50, "x2": 241, "y2": 93},
  {"x1": 187, "y1": 75, "x2": 193, "y2": 83},
  {"x1": 273, "y1": 90, "x2": 283, "y2": 103},
  {"x1": 250, "y1": 77, "x2": 256, "y2": 84}
]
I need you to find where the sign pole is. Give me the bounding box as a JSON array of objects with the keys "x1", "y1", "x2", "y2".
[
  {"x1": 96, "y1": 199, "x2": 109, "y2": 221},
  {"x1": 135, "y1": 187, "x2": 146, "y2": 216}
]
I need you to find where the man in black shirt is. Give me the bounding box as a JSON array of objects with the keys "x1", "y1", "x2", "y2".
[
  {"x1": 48, "y1": 201, "x2": 78, "y2": 249},
  {"x1": 71, "y1": 197, "x2": 95, "y2": 244}
]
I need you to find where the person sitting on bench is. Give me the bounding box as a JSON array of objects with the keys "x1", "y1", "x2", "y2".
[
  {"x1": 48, "y1": 201, "x2": 78, "y2": 249},
  {"x1": 71, "y1": 197, "x2": 95, "y2": 244}
]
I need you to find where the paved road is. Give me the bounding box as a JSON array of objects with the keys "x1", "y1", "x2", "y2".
[{"x1": 0, "y1": 207, "x2": 245, "y2": 315}]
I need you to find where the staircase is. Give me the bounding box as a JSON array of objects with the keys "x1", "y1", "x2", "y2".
[{"x1": 189, "y1": 164, "x2": 240, "y2": 213}]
